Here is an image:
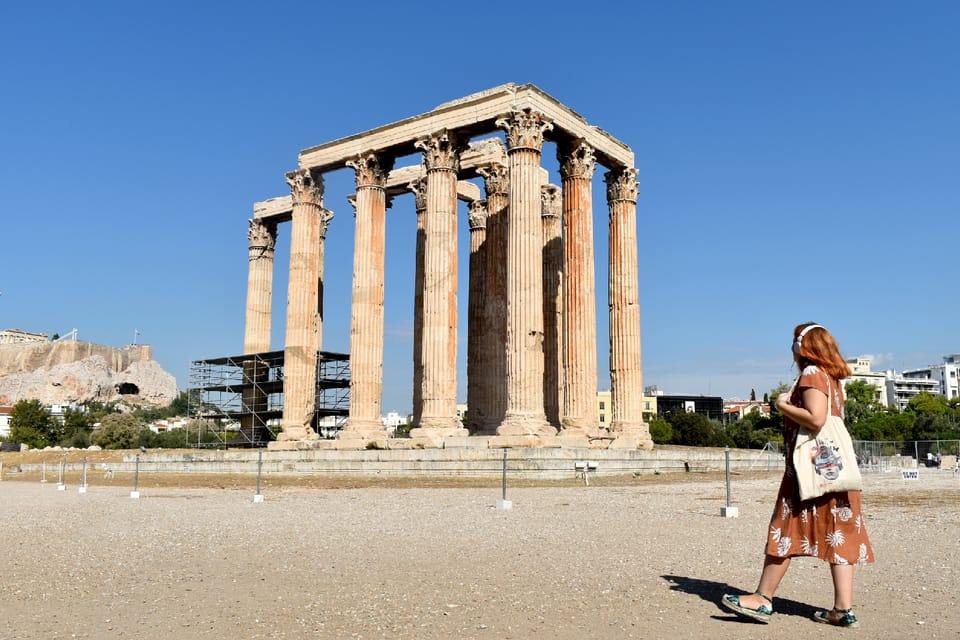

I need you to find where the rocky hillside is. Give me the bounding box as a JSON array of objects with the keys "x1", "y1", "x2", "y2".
[{"x1": 0, "y1": 340, "x2": 177, "y2": 407}]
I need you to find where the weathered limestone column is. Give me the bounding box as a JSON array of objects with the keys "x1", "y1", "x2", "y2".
[
  {"x1": 493, "y1": 109, "x2": 556, "y2": 440},
  {"x1": 242, "y1": 218, "x2": 277, "y2": 443},
  {"x1": 339, "y1": 152, "x2": 394, "y2": 443},
  {"x1": 466, "y1": 199, "x2": 488, "y2": 432},
  {"x1": 540, "y1": 184, "x2": 563, "y2": 429},
  {"x1": 557, "y1": 140, "x2": 600, "y2": 438},
  {"x1": 408, "y1": 175, "x2": 427, "y2": 427},
  {"x1": 277, "y1": 169, "x2": 333, "y2": 443},
  {"x1": 476, "y1": 163, "x2": 509, "y2": 434},
  {"x1": 606, "y1": 167, "x2": 653, "y2": 449},
  {"x1": 409, "y1": 131, "x2": 469, "y2": 442},
  {"x1": 243, "y1": 218, "x2": 277, "y2": 354}
]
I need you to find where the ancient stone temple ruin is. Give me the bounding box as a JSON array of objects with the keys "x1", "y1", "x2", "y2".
[{"x1": 243, "y1": 84, "x2": 652, "y2": 450}]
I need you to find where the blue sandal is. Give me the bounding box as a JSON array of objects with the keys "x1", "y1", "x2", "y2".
[
  {"x1": 721, "y1": 591, "x2": 773, "y2": 623},
  {"x1": 814, "y1": 608, "x2": 859, "y2": 628}
]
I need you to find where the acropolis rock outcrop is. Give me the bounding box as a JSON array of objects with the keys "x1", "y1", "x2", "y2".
[{"x1": 0, "y1": 339, "x2": 177, "y2": 407}]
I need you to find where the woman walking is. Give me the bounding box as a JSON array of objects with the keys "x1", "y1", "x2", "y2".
[{"x1": 721, "y1": 323, "x2": 874, "y2": 627}]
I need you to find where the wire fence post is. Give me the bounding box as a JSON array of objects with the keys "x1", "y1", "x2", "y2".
[
  {"x1": 496, "y1": 449, "x2": 512, "y2": 510},
  {"x1": 131, "y1": 454, "x2": 141, "y2": 499},
  {"x1": 57, "y1": 457, "x2": 66, "y2": 491},
  {"x1": 721, "y1": 446, "x2": 739, "y2": 518},
  {"x1": 253, "y1": 448, "x2": 264, "y2": 503},
  {"x1": 79, "y1": 457, "x2": 88, "y2": 493}
]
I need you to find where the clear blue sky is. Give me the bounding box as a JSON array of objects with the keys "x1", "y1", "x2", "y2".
[{"x1": 2, "y1": 1, "x2": 957, "y2": 413}]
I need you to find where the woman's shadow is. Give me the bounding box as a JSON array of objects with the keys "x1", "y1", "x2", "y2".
[{"x1": 662, "y1": 575, "x2": 819, "y2": 623}]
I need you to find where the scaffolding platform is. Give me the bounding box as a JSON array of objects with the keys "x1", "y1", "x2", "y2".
[{"x1": 189, "y1": 350, "x2": 350, "y2": 447}]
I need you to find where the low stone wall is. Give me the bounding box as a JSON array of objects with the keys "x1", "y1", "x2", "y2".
[{"x1": 74, "y1": 444, "x2": 783, "y2": 480}]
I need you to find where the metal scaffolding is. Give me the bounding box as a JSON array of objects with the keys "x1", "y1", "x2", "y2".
[{"x1": 188, "y1": 350, "x2": 350, "y2": 447}]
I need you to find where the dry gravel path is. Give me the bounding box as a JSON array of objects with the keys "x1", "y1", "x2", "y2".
[{"x1": 1, "y1": 470, "x2": 957, "y2": 639}]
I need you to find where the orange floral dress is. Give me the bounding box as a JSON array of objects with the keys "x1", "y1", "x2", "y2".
[{"x1": 765, "y1": 365, "x2": 875, "y2": 565}]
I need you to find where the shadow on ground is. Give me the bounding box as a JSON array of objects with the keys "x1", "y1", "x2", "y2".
[{"x1": 662, "y1": 574, "x2": 819, "y2": 622}]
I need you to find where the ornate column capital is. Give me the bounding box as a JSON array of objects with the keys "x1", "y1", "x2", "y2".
[
  {"x1": 540, "y1": 184, "x2": 561, "y2": 219},
  {"x1": 468, "y1": 199, "x2": 488, "y2": 231},
  {"x1": 557, "y1": 139, "x2": 596, "y2": 181},
  {"x1": 605, "y1": 167, "x2": 640, "y2": 204},
  {"x1": 415, "y1": 130, "x2": 463, "y2": 173},
  {"x1": 346, "y1": 194, "x2": 357, "y2": 217},
  {"x1": 346, "y1": 151, "x2": 394, "y2": 190},
  {"x1": 496, "y1": 109, "x2": 553, "y2": 153},
  {"x1": 317, "y1": 207, "x2": 334, "y2": 239},
  {"x1": 476, "y1": 163, "x2": 509, "y2": 197},
  {"x1": 408, "y1": 175, "x2": 427, "y2": 213},
  {"x1": 285, "y1": 168, "x2": 325, "y2": 207},
  {"x1": 247, "y1": 218, "x2": 277, "y2": 254}
]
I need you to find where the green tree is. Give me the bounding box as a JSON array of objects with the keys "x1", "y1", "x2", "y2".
[
  {"x1": 906, "y1": 392, "x2": 949, "y2": 415},
  {"x1": 665, "y1": 410, "x2": 731, "y2": 447},
  {"x1": 91, "y1": 413, "x2": 143, "y2": 449},
  {"x1": 60, "y1": 407, "x2": 94, "y2": 447},
  {"x1": 647, "y1": 417, "x2": 672, "y2": 444},
  {"x1": 844, "y1": 380, "x2": 882, "y2": 424},
  {"x1": 9, "y1": 399, "x2": 57, "y2": 448}
]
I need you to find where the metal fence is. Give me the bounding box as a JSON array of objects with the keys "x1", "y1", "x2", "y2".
[{"x1": 853, "y1": 439, "x2": 959, "y2": 473}]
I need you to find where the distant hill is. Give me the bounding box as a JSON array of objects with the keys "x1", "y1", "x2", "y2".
[{"x1": 0, "y1": 337, "x2": 177, "y2": 407}]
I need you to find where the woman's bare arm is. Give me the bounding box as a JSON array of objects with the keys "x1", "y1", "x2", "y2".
[{"x1": 776, "y1": 387, "x2": 828, "y2": 433}]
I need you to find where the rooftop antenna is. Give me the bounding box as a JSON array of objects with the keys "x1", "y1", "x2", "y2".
[{"x1": 134, "y1": 329, "x2": 140, "y2": 345}]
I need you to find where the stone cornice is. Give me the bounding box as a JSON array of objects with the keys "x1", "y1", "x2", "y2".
[{"x1": 298, "y1": 83, "x2": 633, "y2": 172}]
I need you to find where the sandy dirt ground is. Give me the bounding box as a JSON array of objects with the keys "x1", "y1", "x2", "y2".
[{"x1": 0, "y1": 465, "x2": 957, "y2": 639}]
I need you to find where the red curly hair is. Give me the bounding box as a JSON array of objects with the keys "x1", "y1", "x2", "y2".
[{"x1": 792, "y1": 323, "x2": 852, "y2": 380}]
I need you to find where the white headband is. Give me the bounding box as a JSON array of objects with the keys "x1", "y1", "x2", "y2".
[{"x1": 793, "y1": 324, "x2": 824, "y2": 353}]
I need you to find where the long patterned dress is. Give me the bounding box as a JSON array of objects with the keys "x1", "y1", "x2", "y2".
[{"x1": 764, "y1": 365, "x2": 875, "y2": 565}]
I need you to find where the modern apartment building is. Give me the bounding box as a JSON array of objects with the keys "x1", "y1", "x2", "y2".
[
  {"x1": 844, "y1": 357, "x2": 889, "y2": 406},
  {"x1": 902, "y1": 354, "x2": 960, "y2": 401}
]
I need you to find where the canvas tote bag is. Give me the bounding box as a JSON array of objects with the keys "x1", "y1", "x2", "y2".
[{"x1": 792, "y1": 375, "x2": 863, "y2": 500}]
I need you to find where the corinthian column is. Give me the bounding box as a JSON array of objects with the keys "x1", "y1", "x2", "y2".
[
  {"x1": 557, "y1": 140, "x2": 599, "y2": 437},
  {"x1": 244, "y1": 218, "x2": 277, "y2": 355},
  {"x1": 242, "y1": 218, "x2": 277, "y2": 444},
  {"x1": 466, "y1": 199, "x2": 488, "y2": 432},
  {"x1": 278, "y1": 169, "x2": 333, "y2": 443},
  {"x1": 339, "y1": 152, "x2": 394, "y2": 442},
  {"x1": 408, "y1": 131, "x2": 469, "y2": 442},
  {"x1": 494, "y1": 109, "x2": 556, "y2": 438},
  {"x1": 408, "y1": 175, "x2": 427, "y2": 427},
  {"x1": 476, "y1": 163, "x2": 509, "y2": 433},
  {"x1": 606, "y1": 167, "x2": 653, "y2": 450},
  {"x1": 541, "y1": 184, "x2": 563, "y2": 428}
]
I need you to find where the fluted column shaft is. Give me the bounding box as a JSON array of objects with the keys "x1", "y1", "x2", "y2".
[
  {"x1": 339, "y1": 152, "x2": 394, "y2": 437},
  {"x1": 280, "y1": 169, "x2": 332, "y2": 440},
  {"x1": 409, "y1": 131, "x2": 468, "y2": 437},
  {"x1": 244, "y1": 219, "x2": 276, "y2": 355},
  {"x1": 558, "y1": 141, "x2": 599, "y2": 434},
  {"x1": 606, "y1": 168, "x2": 652, "y2": 448},
  {"x1": 496, "y1": 109, "x2": 555, "y2": 436},
  {"x1": 409, "y1": 176, "x2": 427, "y2": 427},
  {"x1": 477, "y1": 164, "x2": 509, "y2": 433},
  {"x1": 541, "y1": 185, "x2": 563, "y2": 428},
  {"x1": 466, "y1": 200, "x2": 488, "y2": 432},
  {"x1": 242, "y1": 218, "x2": 277, "y2": 443}
]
